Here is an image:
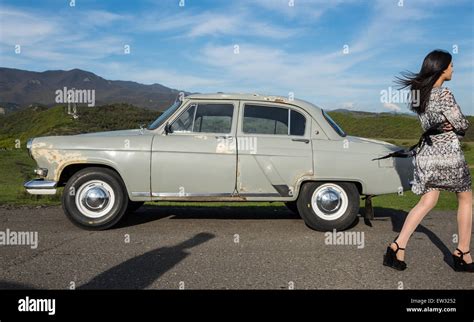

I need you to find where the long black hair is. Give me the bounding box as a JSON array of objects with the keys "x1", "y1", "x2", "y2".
[{"x1": 395, "y1": 49, "x2": 452, "y2": 114}]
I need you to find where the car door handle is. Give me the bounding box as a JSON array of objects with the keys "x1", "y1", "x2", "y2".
[
  {"x1": 292, "y1": 138, "x2": 310, "y2": 143},
  {"x1": 215, "y1": 135, "x2": 233, "y2": 140}
]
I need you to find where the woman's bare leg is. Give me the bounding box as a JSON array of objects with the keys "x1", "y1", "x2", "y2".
[
  {"x1": 454, "y1": 190, "x2": 473, "y2": 264},
  {"x1": 390, "y1": 190, "x2": 440, "y2": 261}
]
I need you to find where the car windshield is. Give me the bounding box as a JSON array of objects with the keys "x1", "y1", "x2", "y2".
[
  {"x1": 322, "y1": 109, "x2": 346, "y2": 137},
  {"x1": 148, "y1": 100, "x2": 183, "y2": 130}
]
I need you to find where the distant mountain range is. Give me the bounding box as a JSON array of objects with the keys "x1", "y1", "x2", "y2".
[
  {"x1": 0, "y1": 67, "x2": 183, "y2": 113},
  {"x1": 0, "y1": 67, "x2": 470, "y2": 118}
]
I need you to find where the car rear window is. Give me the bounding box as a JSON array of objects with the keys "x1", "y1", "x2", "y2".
[{"x1": 243, "y1": 105, "x2": 305, "y2": 136}]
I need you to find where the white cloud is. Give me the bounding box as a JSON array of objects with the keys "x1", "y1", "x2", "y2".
[
  {"x1": 0, "y1": 5, "x2": 131, "y2": 64},
  {"x1": 342, "y1": 102, "x2": 355, "y2": 110},
  {"x1": 80, "y1": 10, "x2": 129, "y2": 27},
  {"x1": 246, "y1": 0, "x2": 352, "y2": 21},
  {"x1": 383, "y1": 103, "x2": 401, "y2": 112},
  {"x1": 0, "y1": 8, "x2": 58, "y2": 45},
  {"x1": 193, "y1": 43, "x2": 384, "y2": 100},
  {"x1": 136, "y1": 10, "x2": 298, "y2": 39}
]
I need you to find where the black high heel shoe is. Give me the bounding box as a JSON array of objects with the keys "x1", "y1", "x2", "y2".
[
  {"x1": 383, "y1": 239, "x2": 407, "y2": 271},
  {"x1": 452, "y1": 248, "x2": 474, "y2": 273}
]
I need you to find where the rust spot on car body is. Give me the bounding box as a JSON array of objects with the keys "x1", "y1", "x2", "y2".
[{"x1": 31, "y1": 143, "x2": 87, "y2": 181}]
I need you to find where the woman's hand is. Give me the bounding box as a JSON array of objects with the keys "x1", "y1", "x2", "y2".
[{"x1": 442, "y1": 121, "x2": 454, "y2": 131}]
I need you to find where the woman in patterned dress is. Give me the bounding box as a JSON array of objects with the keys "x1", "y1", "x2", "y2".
[{"x1": 383, "y1": 50, "x2": 473, "y2": 272}]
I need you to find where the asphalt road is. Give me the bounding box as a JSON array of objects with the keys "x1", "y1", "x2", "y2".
[{"x1": 0, "y1": 204, "x2": 473, "y2": 290}]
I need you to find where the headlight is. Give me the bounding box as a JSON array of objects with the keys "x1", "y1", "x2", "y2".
[
  {"x1": 26, "y1": 138, "x2": 34, "y2": 159},
  {"x1": 34, "y1": 168, "x2": 48, "y2": 177}
]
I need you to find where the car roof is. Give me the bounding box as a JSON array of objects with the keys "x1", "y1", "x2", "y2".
[{"x1": 185, "y1": 93, "x2": 322, "y2": 112}]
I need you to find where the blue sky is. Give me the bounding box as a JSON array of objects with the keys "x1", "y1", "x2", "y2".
[{"x1": 0, "y1": 0, "x2": 472, "y2": 114}]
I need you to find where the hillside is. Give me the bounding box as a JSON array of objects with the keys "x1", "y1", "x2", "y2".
[
  {"x1": 0, "y1": 67, "x2": 182, "y2": 112},
  {"x1": 328, "y1": 111, "x2": 474, "y2": 142},
  {"x1": 0, "y1": 106, "x2": 472, "y2": 150},
  {"x1": 0, "y1": 104, "x2": 161, "y2": 149}
]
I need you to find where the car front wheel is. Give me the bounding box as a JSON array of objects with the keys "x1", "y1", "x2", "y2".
[
  {"x1": 62, "y1": 167, "x2": 128, "y2": 230},
  {"x1": 297, "y1": 182, "x2": 359, "y2": 231}
]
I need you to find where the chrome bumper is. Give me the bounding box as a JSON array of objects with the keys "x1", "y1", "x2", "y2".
[{"x1": 24, "y1": 179, "x2": 57, "y2": 195}]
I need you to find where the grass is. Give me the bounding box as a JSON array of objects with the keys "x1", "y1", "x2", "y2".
[
  {"x1": 328, "y1": 111, "x2": 474, "y2": 142},
  {"x1": 0, "y1": 104, "x2": 161, "y2": 149},
  {"x1": 0, "y1": 149, "x2": 60, "y2": 205}
]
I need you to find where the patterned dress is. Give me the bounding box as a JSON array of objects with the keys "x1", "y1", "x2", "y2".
[{"x1": 411, "y1": 87, "x2": 471, "y2": 195}]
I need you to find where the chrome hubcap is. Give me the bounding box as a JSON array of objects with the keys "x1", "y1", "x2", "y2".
[
  {"x1": 311, "y1": 183, "x2": 348, "y2": 220},
  {"x1": 83, "y1": 187, "x2": 109, "y2": 211},
  {"x1": 75, "y1": 180, "x2": 115, "y2": 219},
  {"x1": 316, "y1": 187, "x2": 342, "y2": 213}
]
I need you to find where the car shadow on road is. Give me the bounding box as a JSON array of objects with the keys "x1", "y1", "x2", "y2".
[
  {"x1": 365, "y1": 206, "x2": 454, "y2": 267},
  {"x1": 116, "y1": 204, "x2": 300, "y2": 228},
  {"x1": 78, "y1": 232, "x2": 215, "y2": 289},
  {"x1": 0, "y1": 280, "x2": 36, "y2": 289},
  {"x1": 119, "y1": 204, "x2": 452, "y2": 267}
]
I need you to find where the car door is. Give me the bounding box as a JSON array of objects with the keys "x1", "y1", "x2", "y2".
[
  {"x1": 151, "y1": 100, "x2": 238, "y2": 197},
  {"x1": 236, "y1": 101, "x2": 313, "y2": 198}
]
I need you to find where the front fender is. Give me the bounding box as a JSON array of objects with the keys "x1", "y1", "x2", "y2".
[{"x1": 30, "y1": 134, "x2": 154, "y2": 200}]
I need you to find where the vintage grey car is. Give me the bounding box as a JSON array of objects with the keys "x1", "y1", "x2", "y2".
[{"x1": 24, "y1": 93, "x2": 414, "y2": 231}]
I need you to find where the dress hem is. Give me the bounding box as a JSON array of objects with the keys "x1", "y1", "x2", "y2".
[{"x1": 411, "y1": 186, "x2": 472, "y2": 196}]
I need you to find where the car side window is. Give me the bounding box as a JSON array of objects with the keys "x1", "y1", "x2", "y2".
[
  {"x1": 171, "y1": 103, "x2": 234, "y2": 134},
  {"x1": 171, "y1": 104, "x2": 196, "y2": 133},
  {"x1": 243, "y1": 105, "x2": 306, "y2": 136},
  {"x1": 243, "y1": 105, "x2": 288, "y2": 135},
  {"x1": 290, "y1": 110, "x2": 306, "y2": 136}
]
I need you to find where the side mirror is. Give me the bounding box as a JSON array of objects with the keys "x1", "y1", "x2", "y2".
[{"x1": 164, "y1": 122, "x2": 173, "y2": 135}]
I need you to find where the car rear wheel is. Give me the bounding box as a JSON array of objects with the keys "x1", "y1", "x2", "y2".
[
  {"x1": 62, "y1": 167, "x2": 128, "y2": 230},
  {"x1": 297, "y1": 182, "x2": 359, "y2": 231}
]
